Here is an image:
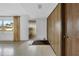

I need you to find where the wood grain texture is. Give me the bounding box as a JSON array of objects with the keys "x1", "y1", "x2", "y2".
[
  {"x1": 13, "y1": 16, "x2": 20, "y2": 42},
  {"x1": 47, "y1": 4, "x2": 62, "y2": 56}
]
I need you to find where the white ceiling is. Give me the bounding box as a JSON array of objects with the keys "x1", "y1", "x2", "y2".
[{"x1": 0, "y1": 3, "x2": 57, "y2": 18}]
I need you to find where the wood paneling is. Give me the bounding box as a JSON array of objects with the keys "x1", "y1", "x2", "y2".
[
  {"x1": 48, "y1": 3, "x2": 79, "y2": 56},
  {"x1": 64, "y1": 4, "x2": 79, "y2": 56},
  {"x1": 13, "y1": 16, "x2": 20, "y2": 42},
  {"x1": 47, "y1": 4, "x2": 61, "y2": 56}
]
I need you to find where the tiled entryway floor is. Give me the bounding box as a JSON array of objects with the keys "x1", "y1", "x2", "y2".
[{"x1": 0, "y1": 40, "x2": 56, "y2": 56}]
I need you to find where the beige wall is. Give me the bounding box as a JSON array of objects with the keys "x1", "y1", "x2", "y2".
[{"x1": 47, "y1": 4, "x2": 61, "y2": 56}]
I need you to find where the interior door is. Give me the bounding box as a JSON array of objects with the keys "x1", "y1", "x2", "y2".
[{"x1": 65, "y1": 3, "x2": 79, "y2": 56}]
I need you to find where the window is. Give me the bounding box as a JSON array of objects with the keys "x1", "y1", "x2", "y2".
[
  {"x1": 0, "y1": 20, "x2": 2, "y2": 31},
  {"x1": 4, "y1": 19, "x2": 14, "y2": 31},
  {"x1": 0, "y1": 17, "x2": 14, "y2": 31}
]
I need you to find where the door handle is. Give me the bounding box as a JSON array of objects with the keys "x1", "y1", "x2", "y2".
[
  {"x1": 64, "y1": 35, "x2": 69, "y2": 39},
  {"x1": 66, "y1": 34, "x2": 69, "y2": 38}
]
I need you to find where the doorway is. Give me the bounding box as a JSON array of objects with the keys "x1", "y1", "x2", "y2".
[{"x1": 29, "y1": 20, "x2": 36, "y2": 40}]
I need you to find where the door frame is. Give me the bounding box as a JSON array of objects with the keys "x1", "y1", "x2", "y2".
[{"x1": 61, "y1": 3, "x2": 67, "y2": 56}]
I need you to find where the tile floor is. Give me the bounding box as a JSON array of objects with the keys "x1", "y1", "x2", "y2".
[{"x1": 0, "y1": 40, "x2": 56, "y2": 56}]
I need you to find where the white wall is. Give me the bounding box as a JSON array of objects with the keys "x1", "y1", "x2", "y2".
[
  {"x1": 0, "y1": 16, "x2": 47, "y2": 41},
  {"x1": 20, "y1": 16, "x2": 47, "y2": 41},
  {"x1": 0, "y1": 31, "x2": 13, "y2": 41},
  {"x1": 20, "y1": 16, "x2": 29, "y2": 40},
  {"x1": 36, "y1": 17, "x2": 47, "y2": 40}
]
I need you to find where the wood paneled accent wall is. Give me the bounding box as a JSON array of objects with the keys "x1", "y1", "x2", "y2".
[
  {"x1": 47, "y1": 4, "x2": 62, "y2": 56},
  {"x1": 13, "y1": 16, "x2": 20, "y2": 42},
  {"x1": 48, "y1": 3, "x2": 79, "y2": 56}
]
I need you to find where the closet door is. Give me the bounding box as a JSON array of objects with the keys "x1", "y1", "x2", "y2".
[
  {"x1": 65, "y1": 4, "x2": 79, "y2": 56},
  {"x1": 64, "y1": 3, "x2": 73, "y2": 56},
  {"x1": 71, "y1": 4, "x2": 79, "y2": 56}
]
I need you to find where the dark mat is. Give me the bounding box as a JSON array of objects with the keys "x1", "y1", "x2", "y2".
[{"x1": 32, "y1": 40, "x2": 50, "y2": 45}]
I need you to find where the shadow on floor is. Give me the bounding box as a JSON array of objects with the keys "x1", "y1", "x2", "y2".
[{"x1": 32, "y1": 40, "x2": 50, "y2": 45}]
